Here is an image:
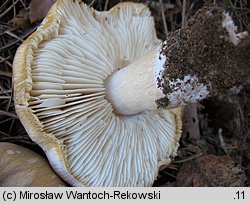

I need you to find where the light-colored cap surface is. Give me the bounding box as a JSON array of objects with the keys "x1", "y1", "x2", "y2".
[
  {"x1": 0, "y1": 142, "x2": 66, "y2": 187},
  {"x1": 13, "y1": 0, "x2": 183, "y2": 186}
]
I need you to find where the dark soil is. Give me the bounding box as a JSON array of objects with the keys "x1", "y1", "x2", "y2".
[
  {"x1": 156, "y1": 4, "x2": 250, "y2": 109},
  {"x1": 175, "y1": 154, "x2": 246, "y2": 187}
]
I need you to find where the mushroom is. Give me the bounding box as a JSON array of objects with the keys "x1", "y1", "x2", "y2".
[
  {"x1": 0, "y1": 142, "x2": 66, "y2": 186},
  {"x1": 13, "y1": 0, "x2": 183, "y2": 186},
  {"x1": 14, "y1": 0, "x2": 249, "y2": 187},
  {"x1": 107, "y1": 4, "x2": 250, "y2": 112}
]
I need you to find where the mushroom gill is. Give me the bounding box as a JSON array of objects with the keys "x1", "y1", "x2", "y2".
[{"x1": 13, "y1": 0, "x2": 183, "y2": 186}]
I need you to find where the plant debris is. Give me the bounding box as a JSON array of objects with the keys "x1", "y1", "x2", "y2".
[{"x1": 175, "y1": 154, "x2": 246, "y2": 186}]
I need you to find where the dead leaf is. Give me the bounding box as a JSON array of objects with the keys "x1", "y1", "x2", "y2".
[
  {"x1": 29, "y1": 0, "x2": 57, "y2": 23},
  {"x1": 11, "y1": 9, "x2": 30, "y2": 30}
]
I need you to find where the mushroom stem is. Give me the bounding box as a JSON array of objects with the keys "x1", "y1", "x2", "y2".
[
  {"x1": 106, "y1": 4, "x2": 250, "y2": 115},
  {"x1": 105, "y1": 48, "x2": 164, "y2": 115}
]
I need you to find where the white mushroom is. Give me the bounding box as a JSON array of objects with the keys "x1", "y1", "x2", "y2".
[
  {"x1": 13, "y1": 0, "x2": 250, "y2": 186},
  {"x1": 13, "y1": 0, "x2": 183, "y2": 186}
]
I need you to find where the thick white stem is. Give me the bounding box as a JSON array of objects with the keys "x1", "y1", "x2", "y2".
[
  {"x1": 105, "y1": 48, "x2": 165, "y2": 115},
  {"x1": 105, "y1": 45, "x2": 210, "y2": 115},
  {"x1": 106, "y1": 8, "x2": 249, "y2": 116}
]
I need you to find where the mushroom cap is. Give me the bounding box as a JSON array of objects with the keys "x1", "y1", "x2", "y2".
[
  {"x1": 0, "y1": 142, "x2": 66, "y2": 186},
  {"x1": 13, "y1": 0, "x2": 183, "y2": 186}
]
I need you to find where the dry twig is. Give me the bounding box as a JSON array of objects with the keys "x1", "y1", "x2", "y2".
[{"x1": 0, "y1": 110, "x2": 19, "y2": 119}]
